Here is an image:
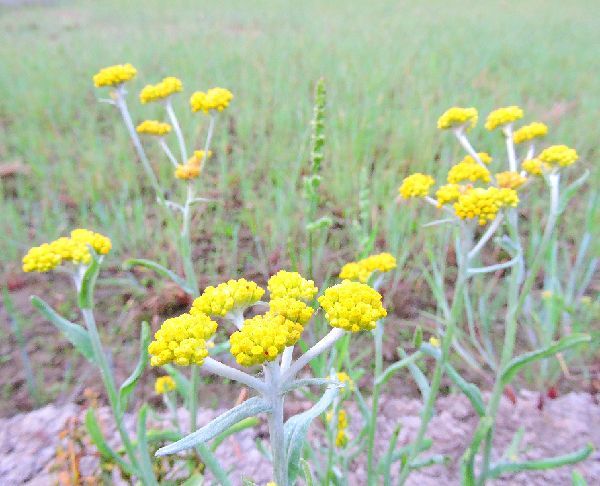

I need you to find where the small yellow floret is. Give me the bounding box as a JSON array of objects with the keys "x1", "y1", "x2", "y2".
[
  {"x1": 429, "y1": 336, "x2": 441, "y2": 348},
  {"x1": 191, "y1": 279, "x2": 265, "y2": 318},
  {"x1": 495, "y1": 171, "x2": 527, "y2": 189},
  {"x1": 93, "y1": 64, "x2": 137, "y2": 87},
  {"x1": 70, "y1": 229, "x2": 112, "y2": 255},
  {"x1": 269, "y1": 297, "x2": 314, "y2": 325},
  {"x1": 139, "y1": 77, "x2": 183, "y2": 104},
  {"x1": 453, "y1": 187, "x2": 519, "y2": 225},
  {"x1": 175, "y1": 164, "x2": 201, "y2": 180},
  {"x1": 188, "y1": 150, "x2": 213, "y2": 168},
  {"x1": 437, "y1": 107, "x2": 478, "y2": 130},
  {"x1": 190, "y1": 88, "x2": 233, "y2": 114},
  {"x1": 148, "y1": 313, "x2": 217, "y2": 367},
  {"x1": 522, "y1": 158, "x2": 545, "y2": 176},
  {"x1": 513, "y1": 122, "x2": 548, "y2": 144},
  {"x1": 318, "y1": 280, "x2": 387, "y2": 332},
  {"x1": 22, "y1": 243, "x2": 62, "y2": 273},
  {"x1": 447, "y1": 161, "x2": 491, "y2": 184},
  {"x1": 50, "y1": 237, "x2": 92, "y2": 265},
  {"x1": 435, "y1": 183, "x2": 462, "y2": 207},
  {"x1": 460, "y1": 152, "x2": 493, "y2": 165},
  {"x1": 399, "y1": 173, "x2": 435, "y2": 199},
  {"x1": 336, "y1": 372, "x2": 355, "y2": 392},
  {"x1": 339, "y1": 253, "x2": 397, "y2": 283},
  {"x1": 154, "y1": 376, "x2": 176, "y2": 395},
  {"x1": 229, "y1": 314, "x2": 299, "y2": 366},
  {"x1": 267, "y1": 271, "x2": 318, "y2": 302},
  {"x1": 538, "y1": 145, "x2": 578, "y2": 168},
  {"x1": 485, "y1": 106, "x2": 524, "y2": 130},
  {"x1": 136, "y1": 120, "x2": 172, "y2": 136}
]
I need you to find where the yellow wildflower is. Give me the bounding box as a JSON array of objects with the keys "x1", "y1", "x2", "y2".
[
  {"x1": 191, "y1": 279, "x2": 265, "y2": 318},
  {"x1": 229, "y1": 314, "x2": 300, "y2": 366},
  {"x1": 148, "y1": 313, "x2": 217, "y2": 367},
  {"x1": 336, "y1": 430, "x2": 349, "y2": 447},
  {"x1": 336, "y1": 372, "x2": 355, "y2": 391},
  {"x1": 437, "y1": 107, "x2": 478, "y2": 130},
  {"x1": 435, "y1": 183, "x2": 462, "y2": 207},
  {"x1": 70, "y1": 229, "x2": 112, "y2": 255},
  {"x1": 522, "y1": 158, "x2": 545, "y2": 176},
  {"x1": 399, "y1": 173, "x2": 435, "y2": 199},
  {"x1": 154, "y1": 376, "x2": 176, "y2": 395},
  {"x1": 267, "y1": 271, "x2": 318, "y2": 302},
  {"x1": 538, "y1": 144, "x2": 578, "y2": 167},
  {"x1": 188, "y1": 150, "x2": 213, "y2": 168},
  {"x1": 190, "y1": 87, "x2": 233, "y2": 114},
  {"x1": 136, "y1": 120, "x2": 172, "y2": 136},
  {"x1": 429, "y1": 336, "x2": 441, "y2": 348},
  {"x1": 447, "y1": 161, "x2": 491, "y2": 184},
  {"x1": 22, "y1": 243, "x2": 62, "y2": 273},
  {"x1": 513, "y1": 122, "x2": 548, "y2": 144},
  {"x1": 174, "y1": 164, "x2": 201, "y2": 180},
  {"x1": 139, "y1": 77, "x2": 183, "y2": 104},
  {"x1": 269, "y1": 297, "x2": 314, "y2": 325},
  {"x1": 453, "y1": 187, "x2": 519, "y2": 225},
  {"x1": 460, "y1": 152, "x2": 493, "y2": 165},
  {"x1": 93, "y1": 64, "x2": 137, "y2": 88},
  {"x1": 339, "y1": 253, "x2": 397, "y2": 283},
  {"x1": 318, "y1": 280, "x2": 387, "y2": 332},
  {"x1": 485, "y1": 106, "x2": 524, "y2": 130},
  {"x1": 49, "y1": 237, "x2": 92, "y2": 265},
  {"x1": 495, "y1": 171, "x2": 527, "y2": 190}
]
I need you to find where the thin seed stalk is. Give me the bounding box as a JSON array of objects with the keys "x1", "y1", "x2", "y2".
[
  {"x1": 366, "y1": 321, "x2": 384, "y2": 483},
  {"x1": 266, "y1": 362, "x2": 287, "y2": 485}
]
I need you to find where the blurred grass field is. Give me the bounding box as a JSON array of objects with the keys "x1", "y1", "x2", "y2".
[{"x1": 1, "y1": 0, "x2": 599, "y2": 274}]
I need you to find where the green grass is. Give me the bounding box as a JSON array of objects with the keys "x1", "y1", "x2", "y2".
[{"x1": 1, "y1": 0, "x2": 599, "y2": 273}]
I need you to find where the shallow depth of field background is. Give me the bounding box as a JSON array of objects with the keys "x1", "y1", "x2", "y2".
[{"x1": 0, "y1": 0, "x2": 599, "y2": 413}]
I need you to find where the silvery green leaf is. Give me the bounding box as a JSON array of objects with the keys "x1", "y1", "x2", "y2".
[
  {"x1": 78, "y1": 254, "x2": 101, "y2": 309},
  {"x1": 124, "y1": 258, "x2": 194, "y2": 295},
  {"x1": 31, "y1": 296, "x2": 94, "y2": 363},
  {"x1": 281, "y1": 378, "x2": 337, "y2": 393},
  {"x1": 156, "y1": 397, "x2": 271, "y2": 456},
  {"x1": 284, "y1": 384, "x2": 339, "y2": 484}
]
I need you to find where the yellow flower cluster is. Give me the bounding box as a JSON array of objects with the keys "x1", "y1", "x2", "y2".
[
  {"x1": 328, "y1": 409, "x2": 349, "y2": 447},
  {"x1": 93, "y1": 64, "x2": 137, "y2": 88},
  {"x1": 437, "y1": 107, "x2": 478, "y2": 130},
  {"x1": 191, "y1": 279, "x2": 265, "y2": 317},
  {"x1": 139, "y1": 77, "x2": 183, "y2": 104},
  {"x1": 399, "y1": 173, "x2": 435, "y2": 199},
  {"x1": 267, "y1": 271, "x2": 318, "y2": 302},
  {"x1": 269, "y1": 297, "x2": 314, "y2": 325},
  {"x1": 174, "y1": 150, "x2": 214, "y2": 180},
  {"x1": 522, "y1": 158, "x2": 545, "y2": 176},
  {"x1": 22, "y1": 229, "x2": 111, "y2": 273},
  {"x1": 453, "y1": 187, "x2": 519, "y2": 225},
  {"x1": 447, "y1": 161, "x2": 491, "y2": 184},
  {"x1": 435, "y1": 183, "x2": 463, "y2": 207},
  {"x1": 495, "y1": 171, "x2": 527, "y2": 189},
  {"x1": 154, "y1": 376, "x2": 176, "y2": 395},
  {"x1": 339, "y1": 253, "x2": 397, "y2": 283},
  {"x1": 485, "y1": 106, "x2": 524, "y2": 130},
  {"x1": 460, "y1": 152, "x2": 493, "y2": 165},
  {"x1": 336, "y1": 372, "x2": 355, "y2": 392},
  {"x1": 229, "y1": 314, "x2": 300, "y2": 366},
  {"x1": 538, "y1": 144, "x2": 578, "y2": 167},
  {"x1": 136, "y1": 120, "x2": 172, "y2": 136},
  {"x1": 318, "y1": 280, "x2": 387, "y2": 332},
  {"x1": 513, "y1": 122, "x2": 548, "y2": 144},
  {"x1": 190, "y1": 88, "x2": 233, "y2": 114},
  {"x1": 148, "y1": 313, "x2": 217, "y2": 367}
]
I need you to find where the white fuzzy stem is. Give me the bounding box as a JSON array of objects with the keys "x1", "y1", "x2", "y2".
[
  {"x1": 165, "y1": 99, "x2": 188, "y2": 163},
  {"x1": 158, "y1": 138, "x2": 180, "y2": 168},
  {"x1": 467, "y1": 214, "x2": 504, "y2": 260},
  {"x1": 201, "y1": 357, "x2": 267, "y2": 394},
  {"x1": 504, "y1": 125, "x2": 518, "y2": 172}
]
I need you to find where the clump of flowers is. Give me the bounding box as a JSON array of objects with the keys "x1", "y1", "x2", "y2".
[
  {"x1": 538, "y1": 144, "x2": 578, "y2": 168},
  {"x1": 513, "y1": 122, "x2": 548, "y2": 144},
  {"x1": 339, "y1": 252, "x2": 397, "y2": 283},
  {"x1": 447, "y1": 160, "x2": 491, "y2": 184},
  {"x1": 485, "y1": 105, "x2": 523, "y2": 130},
  {"x1": 437, "y1": 107, "x2": 478, "y2": 130},
  {"x1": 269, "y1": 297, "x2": 314, "y2": 325},
  {"x1": 191, "y1": 279, "x2": 265, "y2": 318},
  {"x1": 93, "y1": 63, "x2": 136, "y2": 87},
  {"x1": 139, "y1": 77, "x2": 183, "y2": 103},
  {"x1": 461, "y1": 152, "x2": 493, "y2": 165},
  {"x1": 190, "y1": 87, "x2": 234, "y2": 114},
  {"x1": 155, "y1": 376, "x2": 177, "y2": 395},
  {"x1": 435, "y1": 183, "x2": 463, "y2": 207},
  {"x1": 267, "y1": 270, "x2": 318, "y2": 301},
  {"x1": 453, "y1": 187, "x2": 519, "y2": 225},
  {"x1": 136, "y1": 120, "x2": 172, "y2": 136},
  {"x1": 495, "y1": 171, "x2": 527, "y2": 189},
  {"x1": 399, "y1": 173, "x2": 435, "y2": 199},
  {"x1": 522, "y1": 158, "x2": 545, "y2": 176},
  {"x1": 326, "y1": 408, "x2": 350, "y2": 447}
]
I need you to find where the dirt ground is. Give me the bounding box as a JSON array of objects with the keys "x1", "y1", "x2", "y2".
[{"x1": 1, "y1": 390, "x2": 598, "y2": 485}]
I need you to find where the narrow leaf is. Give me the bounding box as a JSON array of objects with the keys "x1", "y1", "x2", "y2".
[
  {"x1": 210, "y1": 417, "x2": 260, "y2": 452},
  {"x1": 572, "y1": 470, "x2": 588, "y2": 486},
  {"x1": 78, "y1": 255, "x2": 101, "y2": 309},
  {"x1": 136, "y1": 405, "x2": 158, "y2": 485},
  {"x1": 300, "y1": 458, "x2": 314, "y2": 486},
  {"x1": 119, "y1": 321, "x2": 151, "y2": 415},
  {"x1": 124, "y1": 258, "x2": 193, "y2": 295},
  {"x1": 445, "y1": 363, "x2": 485, "y2": 416},
  {"x1": 501, "y1": 334, "x2": 590, "y2": 385},
  {"x1": 377, "y1": 350, "x2": 423, "y2": 387},
  {"x1": 31, "y1": 296, "x2": 94, "y2": 362},
  {"x1": 156, "y1": 397, "x2": 271, "y2": 456}
]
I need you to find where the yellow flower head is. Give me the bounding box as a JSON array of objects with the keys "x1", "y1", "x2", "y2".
[
  {"x1": 538, "y1": 144, "x2": 578, "y2": 168},
  {"x1": 513, "y1": 122, "x2": 548, "y2": 144},
  {"x1": 447, "y1": 161, "x2": 491, "y2": 184},
  {"x1": 460, "y1": 152, "x2": 493, "y2": 165},
  {"x1": 49, "y1": 237, "x2": 92, "y2": 265},
  {"x1": 453, "y1": 187, "x2": 519, "y2": 225},
  {"x1": 399, "y1": 173, "x2": 435, "y2": 199},
  {"x1": 188, "y1": 150, "x2": 213, "y2": 168},
  {"x1": 495, "y1": 171, "x2": 527, "y2": 190},
  {"x1": 136, "y1": 120, "x2": 172, "y2": 136},
  {"x1": 190, "y1": 87, "x2": 233, "y2": 114},
  {"x1": 139, "y1": 77, "x2": 183, "y2": 104},
  {"x1": 269, "y1": 297, "x2": 314, "y2": 325},
  {"x1": 148, "y1": 312, "x2": 217, "y2": 367},
  {"x1": 522, "y1": 158, "x2": 545, "y2": 176},
  {"x1": 336, "y1": 372, "x2": 355, "y2": 392},
  {"x1": 70, "y1": 229, "x2": 112, "y2": 255},
  {"x1": 336, "y1": 430, "x2": 349, "y2": 448},
  {"x1": 318, "y1": 280, "x2": 387, "y2": 332},
  {"x1": 174, "y1": 163, "x2": 201, "y2": 180},
  {"x1": 22, "y1": 243, "x2": 62, "y2": 273},
  {"x1": 435, "y1": 183, "x2": 463, "y2": 207},
  {"x1": 191, "y1": 279, "x2": 265, "y2": 318},
  {"x1": 93, "y1": 64, "x2": 137, "y2": 88},
  {"x1": 339, "y1": 253, "x2": 397, "y2": 283},
  {"x1": 267, "y1": 271, "x2": 318, "y2": 302},
  {"x1": 485, "y1": 106, "x2": 524, "y2": 131},
  {"x1": 154, "y1": 376, "x2": 176, "y2": 395},
  {"x1": 437, "y1": 107, "x2": 478, "y2": 130},
  {"x1": 229, "y1": 313, "x2": 301, "y2": 366},
  {"x1": 429, "y1": 336, "x2": 441, "y2": 348}
]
